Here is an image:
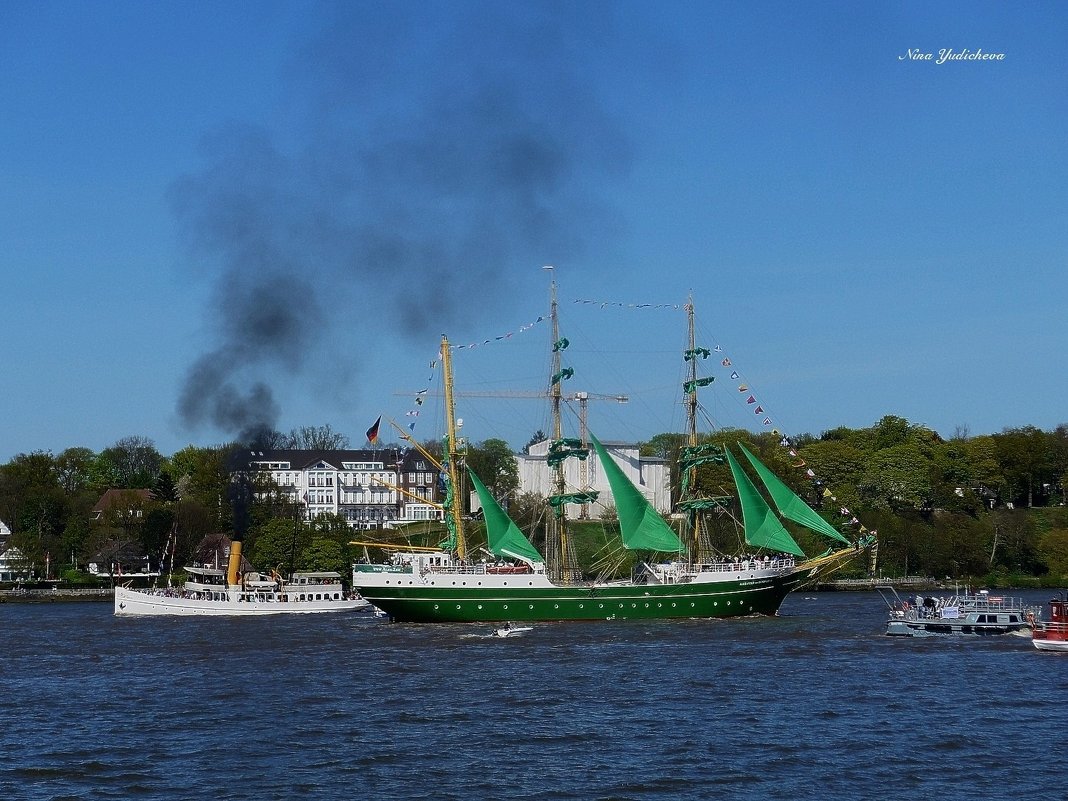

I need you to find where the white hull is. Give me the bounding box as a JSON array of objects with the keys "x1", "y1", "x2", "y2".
[
  {"x1": 114, "y1": 586, "x2": 368, "y2": 617},
  {"x1": 1033, "y1": 638, "x2": 1068, "y2": 652}
]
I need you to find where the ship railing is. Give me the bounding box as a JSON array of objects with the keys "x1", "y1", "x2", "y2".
[
  {"x1": 425, "y1": 564, "x2": 525, "y2": 576},
  {"x1": 1036, "y1": 620, "x2": 1068, "y2": 633},
  {"x1": 692, "y1": 557, "x2": 796, "y2": 574}
]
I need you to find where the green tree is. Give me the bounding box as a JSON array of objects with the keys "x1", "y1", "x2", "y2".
[
  {"x1": 248, "y1": 517, "x2": 306, "y2": 573},
  {"x1": 101, "y1": 435, "x2": 163, "y2": 488},
  {"x1": 996, "y1": 426, "x2": 1053, "y2": 507},
  {"x1": 297, "y1": 538, "x2": 347, "y2": 574},
  {"x1": 467, "y1": 438, "x2": 519, "y2": 504},
  {"x1": 1037, "y1": 527, "x2": 1068, "y2": 579},
  {"x1": 55, "y1": 447, "x2": 96, "y2": 495}
]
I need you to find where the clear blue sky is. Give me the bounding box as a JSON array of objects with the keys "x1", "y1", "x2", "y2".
[{"x1": 2, "y1": 1, "x2": 1065, "y2": 462}]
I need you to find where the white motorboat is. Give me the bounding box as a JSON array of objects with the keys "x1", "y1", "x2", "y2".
[{"x1": 493, "y1": 623, "x2": 533, "y2": 637}]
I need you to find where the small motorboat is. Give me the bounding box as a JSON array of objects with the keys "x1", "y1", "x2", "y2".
[
  {"x1": 877, "y1": 586, "x2": 1038, "y2": 637},
  {"x1": 1032, "y1": 593, "x2": 1068, "y2": 652},
  {"x1": 494, "y1": 626, "x2": 532, "y2": 637}
]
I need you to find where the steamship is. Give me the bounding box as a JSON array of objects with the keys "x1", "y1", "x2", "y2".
[{"x1": 113, "y1": 540, "x2": 368, "y2": 616}]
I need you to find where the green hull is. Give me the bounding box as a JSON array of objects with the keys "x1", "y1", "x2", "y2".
[{"x1": 356, "y1": 569, "x2": 809, "y2": 623}]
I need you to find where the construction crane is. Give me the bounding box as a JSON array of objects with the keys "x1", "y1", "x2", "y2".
[
  {"x1": 395, "y1": 389, "x2": 627, "y2": 444},
  {"x1": 394, "y1": 389, "x2": 628, "y2": 518}
]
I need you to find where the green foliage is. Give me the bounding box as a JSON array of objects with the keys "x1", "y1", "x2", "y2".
[
  {"x1": 5, "y1": 416, "x2": 1068, "y2": 584},
  {"x1": 466, "y1": 438, "x2": 520, "y2": 504},
  {"x1": 297, "y1": 538, "x2": 347, "y2": 574},
  {"x1": 1038, "y1": 528, "x2": 1068, "y2": 580},
  {"x1": 248, "y1": 517, "x2": 306, "y2": 573}
]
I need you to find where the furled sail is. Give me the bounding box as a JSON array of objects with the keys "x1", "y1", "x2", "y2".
[
  {"x1": 736, "y1": 442, "x2": 850, "y2": 545},
  {"x1": 725, "y1": 450, "x2": 805, "y2": 557},
  {"x1": 467, "y1": 469, "x2": 543, "y2": 564},
  {"x1": 590, "y1": 434, "x2": 685, "y2": 554}
]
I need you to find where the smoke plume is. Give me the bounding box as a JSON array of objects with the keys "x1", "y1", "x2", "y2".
[{"x1": 171, "y1": 2, "x2": 631, "y2": 442}]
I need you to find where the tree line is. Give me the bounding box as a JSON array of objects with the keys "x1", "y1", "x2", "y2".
[
  {"x1": 2, "y1": 416, "x2": 1067, "y2": 585},
  {"x1": 642, "y1": 415, "x2": 1068, "y2": 583}
]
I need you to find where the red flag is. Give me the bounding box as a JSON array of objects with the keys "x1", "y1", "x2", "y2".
[{"x1": 366, "y1": 416, "x2": 381, "y2": 444}]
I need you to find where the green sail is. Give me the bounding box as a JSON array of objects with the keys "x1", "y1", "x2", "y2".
[
  {"x1": 590, "y1": 434, "x2": 685, "y2": 554},
  {"x1": 736, "y1": 442, "x2": 850, "y2": 545},
  {"x1": 467, "y1": 468, "x2": 543, "y2": 564},
  {"x1": 725, "y1": 449, "x2": 805, "y2": 557}
]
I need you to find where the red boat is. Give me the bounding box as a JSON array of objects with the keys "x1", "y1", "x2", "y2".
[{"x1": 1032, "y1": 594, "x2": 1068, "y2": 652}]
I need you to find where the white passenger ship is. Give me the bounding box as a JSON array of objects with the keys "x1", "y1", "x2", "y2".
[{"x1": 115, "y1": 565, "x2": 368, "y2": 616}]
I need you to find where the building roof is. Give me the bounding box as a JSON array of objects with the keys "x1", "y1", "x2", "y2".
[
  {"x1": 234, "y1": 448, "x2": 404, "y2": 471},
  {"x1": 91, "y1": 488, "x2": 155, "y2": 515}
]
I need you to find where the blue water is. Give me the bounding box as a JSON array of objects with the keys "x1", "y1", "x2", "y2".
[{"x1": 1, "y1": 591, "x2": 1065, "y2": 801}]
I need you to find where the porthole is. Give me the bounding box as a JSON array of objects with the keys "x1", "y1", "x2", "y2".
[
  {"x1": 529, "y1": 604, "x2": 534, "y2": 610},
  {"x1": 598, "y1": 603, "x2": 604, "y2": 609},
  {"x1": 554, "y1": 604, "x2": 559, "y2": 609},
  {"x1": 477, "y1": 604, "x2": 483, "y2": 610},
  {"x1": 503, "y1": 605, "x2": 508, "y2": 610},
  {"x1": 579, "y1": 604, "x2": 584, "y2": 609},
  {"x1": 433, "y1": 604, "x2": 439, "y2": 610},
  {"x1": 455, "y1": 604, "x2": 461, "y2": 610}
]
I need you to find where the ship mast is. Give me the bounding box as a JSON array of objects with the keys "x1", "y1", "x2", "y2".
[
  {"x1": 547, "y1": 276, "x2": 580, "y2": 582},
  {"x1": 684, "y1": 295, "x2": 699, "y2": 564},
  {"x1": 440, "y1": 334, "x2": 467, "y2": 560}
]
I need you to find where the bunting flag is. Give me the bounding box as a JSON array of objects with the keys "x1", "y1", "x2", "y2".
[
  {"x1": 573, "y1": 299, "x2": 682, "y2": 310},
  {"x1": 453, "y1": 315, "x2": 546, "y2": 349},
  {"x1": 365, "y1": 416, "x2": 381, "y2": 445},
  {"x1": 577, "y1": 292, "x2": 869, "y2": 539}
]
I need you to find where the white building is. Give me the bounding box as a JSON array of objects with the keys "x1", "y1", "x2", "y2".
[
  {"x1": 241, "y1": 449, "x2": 403, "y2": 529},
  {"x1": 0, "y1": 546, "x2": 32, "y2": 583},
  {"x1": 516, "y1": 439, "x2": 670, "y2": 519}
]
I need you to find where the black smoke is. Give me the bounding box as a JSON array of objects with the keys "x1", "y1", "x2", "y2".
[{"x1": 171, "y1": 2, "x2": 631, "y2": 442}]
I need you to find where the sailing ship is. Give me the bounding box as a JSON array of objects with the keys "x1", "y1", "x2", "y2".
[{"x1": 351, "y1": 285, "x2": 870, "y2": 622}]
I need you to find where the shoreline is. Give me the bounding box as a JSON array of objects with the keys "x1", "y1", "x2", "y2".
[{"x1": 0, "y1": 588, "x2": 112, "y2": 603}]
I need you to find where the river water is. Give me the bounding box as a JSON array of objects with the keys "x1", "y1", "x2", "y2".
[{"x1": 1, "y1": 590, "x2": 1065, "y2": 801}]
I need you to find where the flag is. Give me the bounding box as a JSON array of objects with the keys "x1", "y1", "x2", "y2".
[
  {"x1": 366, "y1": 416, "x2": 381, "y2": 444},
  {"x1": 721, "y1": 358, "x2": 731, "y2": 367},
  {"x1": 738, "y1": 384, "x2": 748, "y2": 392},
  {"x1": 730, "y1": 371, "x2": 739, "y2": 380},
  {"x1": 746, "y1": 395, "x2": 756, "y2": 404}
]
